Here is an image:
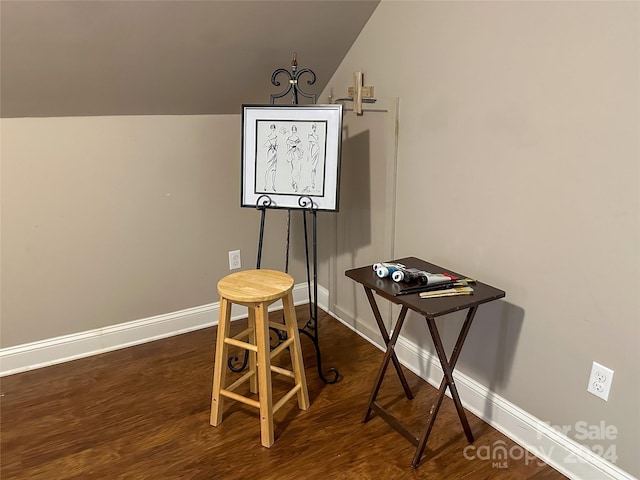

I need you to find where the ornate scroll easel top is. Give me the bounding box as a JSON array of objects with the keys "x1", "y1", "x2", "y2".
[{"x1": 270, "y1": 53, "x2": 317, "y2": 105}]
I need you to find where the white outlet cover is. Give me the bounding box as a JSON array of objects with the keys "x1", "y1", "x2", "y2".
[
  {"x1": 228, "y1": 250, "x2": 241, "y2": 270},
  {"x1": 587, "y1": 361, "x2": 614, "y2": 401}
]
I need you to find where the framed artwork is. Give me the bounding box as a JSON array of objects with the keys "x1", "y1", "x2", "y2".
[{"x1": 241, "y1": 104, "x2": 343, "y2": 211}]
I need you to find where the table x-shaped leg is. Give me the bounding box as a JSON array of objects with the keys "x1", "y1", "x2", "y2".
[
  {"x1": 411, "y1": 305, "x2": 478, "y2": 468},
  {"x1": 362, "y1": 287, "x2": 413, "y2": 422}
]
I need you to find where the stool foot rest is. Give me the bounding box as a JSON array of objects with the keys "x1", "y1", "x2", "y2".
[
  {"x1": 224, "y1": 337, "x2": 258, "y2": 352},
  {"x1": 224, "y1": 369, "x2": 256, "y2": 393},
  {"x1": 220, "y1": 389, "x2": 260, "y2": 409},
  {"x1": 268, "y1": 321, "x2": 288, "y2": 331},
  {"x1": 232, "y1": 326, "x2": 255, "y2": 341},
  {"x1": 273, "y1": 384, "x2": 303, "y2": 414},
  {"x1": 269, "y1": 337, "x2": 294, "y2": 359},
  {"x1": 270, "y1": 364, "x2": 295, "y2": 379}
]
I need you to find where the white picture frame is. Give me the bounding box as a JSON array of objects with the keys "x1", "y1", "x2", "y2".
[{"x1": 241, "y1": 104, "x2": 343, "y2": 211}]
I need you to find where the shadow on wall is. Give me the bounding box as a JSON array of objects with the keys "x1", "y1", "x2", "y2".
[
  {"x1": 292, "y1": 127, "x2": 372, "y2": 288},
  {"x1": 403, "y1": 299, "x2": 524, "y2": 420},
  {"x1": 335, "y1": 127, "x2": 372, "y2": 256},
  {"x1": 329, "y1": 128, "x2": 373, "y2": 328},
  {"x1": 461, "y1": 300, "x2": 525, "y2": 419}
]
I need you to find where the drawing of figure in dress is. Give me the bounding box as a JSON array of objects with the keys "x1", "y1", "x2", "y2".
[
  {"x1": 286, "y1": 124, "x2": 303, "y2": 192},
  {"x1": 307, "y1": 123, "x2": 319, "y2": 191},
  {"x1": 263, "y1": 124, "x2": 278, "y2": 191}
]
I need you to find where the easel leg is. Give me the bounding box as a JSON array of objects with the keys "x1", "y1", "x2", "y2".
[{"x1": 300, "y1": 207, "x2": 339, "y2": 384}]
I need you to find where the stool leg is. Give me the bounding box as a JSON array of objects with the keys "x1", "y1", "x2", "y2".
[
  {"x1": 255, "y1": 302, "x2": 275, "y2": 447},
  {"x1": 282, "y1": 292, "x2": 310, "y2": 410},
  {"x1": 210, "y1": 297, "x2": 232, "y2": 427},
  {"x1": 248, "y1": 308, "x2": 258, "y2": 394}
]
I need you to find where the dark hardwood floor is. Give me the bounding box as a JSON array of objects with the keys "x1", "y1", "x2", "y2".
[{"x1": 1, "y1": 306, "x2": 567, "y2": 479}]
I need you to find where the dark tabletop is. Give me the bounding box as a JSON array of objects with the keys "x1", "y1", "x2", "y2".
[{"x1": 345, "y1": 257, "x2": 506, "y2": 318}]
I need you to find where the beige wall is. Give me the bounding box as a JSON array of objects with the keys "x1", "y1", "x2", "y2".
[
  {"x1": 322, "y1": 1, "x2": 639, "y2": 477},
  {"x1": 1, "y1": 115, "x2": 305, "y2": 347}
]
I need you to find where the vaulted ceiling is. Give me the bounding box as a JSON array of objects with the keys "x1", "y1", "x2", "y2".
[{"x1": 0, "y1": 0, "x2": 379, "y2": 118}]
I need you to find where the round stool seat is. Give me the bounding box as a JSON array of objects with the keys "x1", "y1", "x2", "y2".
[{"x1": 217, "y1": 269, "x2": 294, "y2": 304}]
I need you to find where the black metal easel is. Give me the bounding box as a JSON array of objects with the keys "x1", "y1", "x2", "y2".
[{"x1": 228, "y1": 54, "x2": 339, "y2": 384}]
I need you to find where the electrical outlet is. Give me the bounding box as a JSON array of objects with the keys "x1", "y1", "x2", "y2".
[
  {"x1": 228, "y1": 250, "x2": 241, "y2": 270},
  {"x1": 587, "y1": 361, "x2": 614, "y2": 401}
]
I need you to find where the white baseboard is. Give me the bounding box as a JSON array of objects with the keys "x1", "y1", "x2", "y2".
[
  {"x1": 0, "y1": 283, "x2": 310, "y2": 377},
  {"x1": 1, "y1": 283, "x2": 635, "y2": 480}
]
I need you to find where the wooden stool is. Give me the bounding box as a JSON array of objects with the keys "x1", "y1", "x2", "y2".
[{"x1": 210, "y1": 269, "x2": 310, "y2": 447}]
